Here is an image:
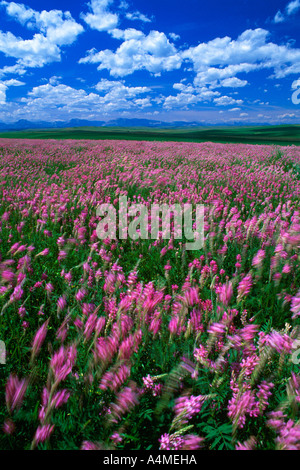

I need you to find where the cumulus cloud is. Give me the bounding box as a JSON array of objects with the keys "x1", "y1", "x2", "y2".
[
  {"x1": 110, "y1": 28, "x2": 144, "y2": 40},
  {"x1": 0, "y1": 1, "x2": 84, "y2": 70},
  {"x1": 0, "y1": 31, "x2": 61, "y2": 67},
  {"x1": 1, "y1": 1, "x2": 84, "y2": 45},
  {"x1": 95, "y1": 77, "x2": 150, "y2": 95},
  {"x1": 11, "y1": 81, "x2": 152, "y2": 120},
  {"x1": 214, "y1": 95, "x2": 243, "y2": 106},
  {"x1": 163, "y1": 82, "x2": 220, "y2": 109},
  {"x1": 80, "y1": 0, "x2": 119, "y2": 32},
  {"x1": 0, "y1": 63, "x2": 27, "y2": 79},
  {"x1": 183, "y1": 28, "x2": 300, "y2": 85},
  {"x1": 219, "y1": 77, "x2": 248, "y2": 87},
  {"x1": 95, "y1": 78, "x2": 151, "y2": 107},
  {"x1": 79, "y1": 30, "x2": 182, "y2": 76}
]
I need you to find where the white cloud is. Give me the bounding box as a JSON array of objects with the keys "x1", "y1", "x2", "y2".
[
  {"x1": 79, "y1": 30, "x2": 182, "y2": 76},
  {"x1": 8, "y1": 81, "x2": 152, "y2": 120},
  {"x1": 1, "y1": 2, "x2": 84, "y2": 45},
  {"x1": 193, "y1": 63, "x2": 260, "y2": 89},
  {"x1": 273, "y1": 10, "x2": 285, "y2": 23},
  {"x1": 278, "y1": 112, "x2": 296, "y2": 118},
  {"x1": 183, "y1": 28, "x2": 300, "y2": 86},
  {"x1": 219, "y1": 77, "x2": 248, "y2": 88},
  {"x1": 214, "y1": 95, "x2": 243, "y2": 106},
  {"x1": 0, "y1": 31, "x2": 61, "y2": 67},
  {"x1": 125, "y1": 10, "x2": 152, "y2": 23},
  {"x1": 0, "y1": 83, "x2": 7, "y2": 104},
  {"x1": 48, "y1": 76, "x2": 63, "y2": 85},
  {"x1": 169, "y1": 33, "x2": 180, "y2": 41},
  {"x1": 2, "y1": 78, "x2": 25, "y2": 86},
  {"x1": 273, "y1": 0, "x2": 300, "y2": 23},
  {"x1": 0, "y1": 63, "x2": 27, "y2": 79},
  {"x1": 0, "y1": 77, "x2": 25, "y2": 104},
  {"x1": 163, "y1": 82, "x2": 220, "y2": 109},
  {"x1": 0, "y1": 2, "x2": 84, "y2": 70},
  {"x1": 110, "y1": 28, "x2": 144, "y2": 40},
  {"x1": 95, "y1": 77, "x2": 150, "y2": 98},
  {"x1": 286, "y1": 0, "x2": 300, "y2": 15},
  {"x1": 80, "y1": 0, "x2": 119, "y2": 32}
]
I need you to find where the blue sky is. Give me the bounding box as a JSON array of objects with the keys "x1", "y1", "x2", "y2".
[{"x1": 0, "y1": 0, "x2": 300, "y2": 124}]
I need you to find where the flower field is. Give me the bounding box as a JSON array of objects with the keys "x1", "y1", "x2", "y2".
[{"x1": 0, "y1": 137, "x2": 300, "y2": 450}]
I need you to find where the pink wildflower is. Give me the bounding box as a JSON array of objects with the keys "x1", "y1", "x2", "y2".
[
  {"x1": 237, "y1": 273, "x2": 252, "y2": 301},
  {"x1": 31, "y1": 318, "x2": 49, "y2": 361},
  {"x1": 291, "y1": 290, "x2": 300, "y2": 319},
  {"x1": 5, "y1": 374, "x2": 28, "y2": 412},
  {"x1": 33, "y1": 424, "x2": 55, "y2": 446}
]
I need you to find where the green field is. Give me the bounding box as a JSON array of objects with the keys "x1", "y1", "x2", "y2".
[{"x1": 0, "y1": 123, "x2": 300, "y2": 146}]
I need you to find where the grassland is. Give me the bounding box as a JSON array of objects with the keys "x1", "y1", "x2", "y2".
[{"x1": 0, "y1": 123, "x2": 300, "y2": 146}]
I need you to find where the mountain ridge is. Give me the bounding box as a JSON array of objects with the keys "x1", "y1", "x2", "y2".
[{"x1": 0, "y1": 117, "x2": 281, "y2": 131}]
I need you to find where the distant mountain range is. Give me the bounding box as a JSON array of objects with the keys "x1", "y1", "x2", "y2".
[
  {"x1": 0, "y1": 118, "x2": 283, "y2": 131},
  {"x1": 0, "y1": 118, "x2": 205, "y2": 131}
]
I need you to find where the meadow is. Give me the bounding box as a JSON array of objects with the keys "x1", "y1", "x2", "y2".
[
  {"x1": 0, "y1": 123, "x2": 300, "y2": 146},
  {"x1": 0, "y1": 137, "x2": 299, "y2": 450}
]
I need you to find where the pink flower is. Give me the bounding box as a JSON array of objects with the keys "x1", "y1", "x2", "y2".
[
  {"x1": 159, "y1": 433, "x2": 184, "y2": 450},
  {"x1": 109, "y1": 382, "x2": 139, "y2": 423},
  {"x1": 33, "y1": 424, "x2": 55, "y2": 445},
  {"x1": 142, "y1": 374, "x2": 154, "y2": 389},
  {"x1": 58, "y1": 250, "x2": 67, "y2": 261},
  {"x1": 252, "y1": 249, "x2": 265, "y2": 267},
  {"x1": 236, "y1": 436, "x2": 256, "y2": 450},
  {"x1": 218, "y1": 281, "x2": 233, "y2": 306},
  {"x1": 9, "y1": 284, "x2": 24, "y2": 302},
  {"x1": 50, "y1": 389, "x2": 71, "y2": 409},
  {"x1": 266, "y1": 331, "x2": 293, "y2": 354},
  {"x1": 291, "y1": 290, "x2": 300, "y2": 319},
  {"x1": 50, "y1": 344, "x2": 77, "y2": 383},
  {"x1": 45, "y1": 282, "x2": 54, "y2": 293},
  {"x1": 168, "y1": 314, "x2": 185, "y2": 335},
  {"x1": 1, "y1": 269, "x2": 15, "y2": 283},
  {"x1": 207, "y1": 322, "x2": 226, "y2": 337},
  {"x1": 36, "y1": 248, "x2": 49, "y2": 257},
  {"x1": 81, "y1": 441, "x2": 102, "y2": 450},
  {"x1": 194, "y1": 345, "x2": 208, "y2": 361},
  {"x1": 174, "y1": 394, "x2": 204, "y2": 422},
  {"x1": 18, "y1": 306, "x2": 26, "y2": 317},
  {"x1": 181, "y1": 434, "x2": 204, "y2": 450},
  {"x1": 83, "y1": 312, "x2": 98, "y2": 341},
  {"x1": 75, "y1": 288, "x2": 88, "y2": 302},
  {"x1": 5, "y1": 374, "x2": 28, "y2": 412},
  {"x1": 237, "y1": 273, "x2": 252, "y2": 301},
  {"x1": 31, "y1": 319, "x2": 49, "y2": 361},
  {"x1": 57, "y1": 295, "x2": 67, "y2": 313},
  {"x1": 2, "y1": 419, "x2": 15, "y2": 435},
  {"x1": 110, "y1": 432, "x2": 123, "y2": 444}
]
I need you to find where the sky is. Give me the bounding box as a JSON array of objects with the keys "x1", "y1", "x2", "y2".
[{"x1": 0, "y1": 0, "x2": 300, "y2": 124}]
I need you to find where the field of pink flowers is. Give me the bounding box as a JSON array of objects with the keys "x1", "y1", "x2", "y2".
[{"x1": 0, "y1": 137, "x2": 300, "y2": 451}]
